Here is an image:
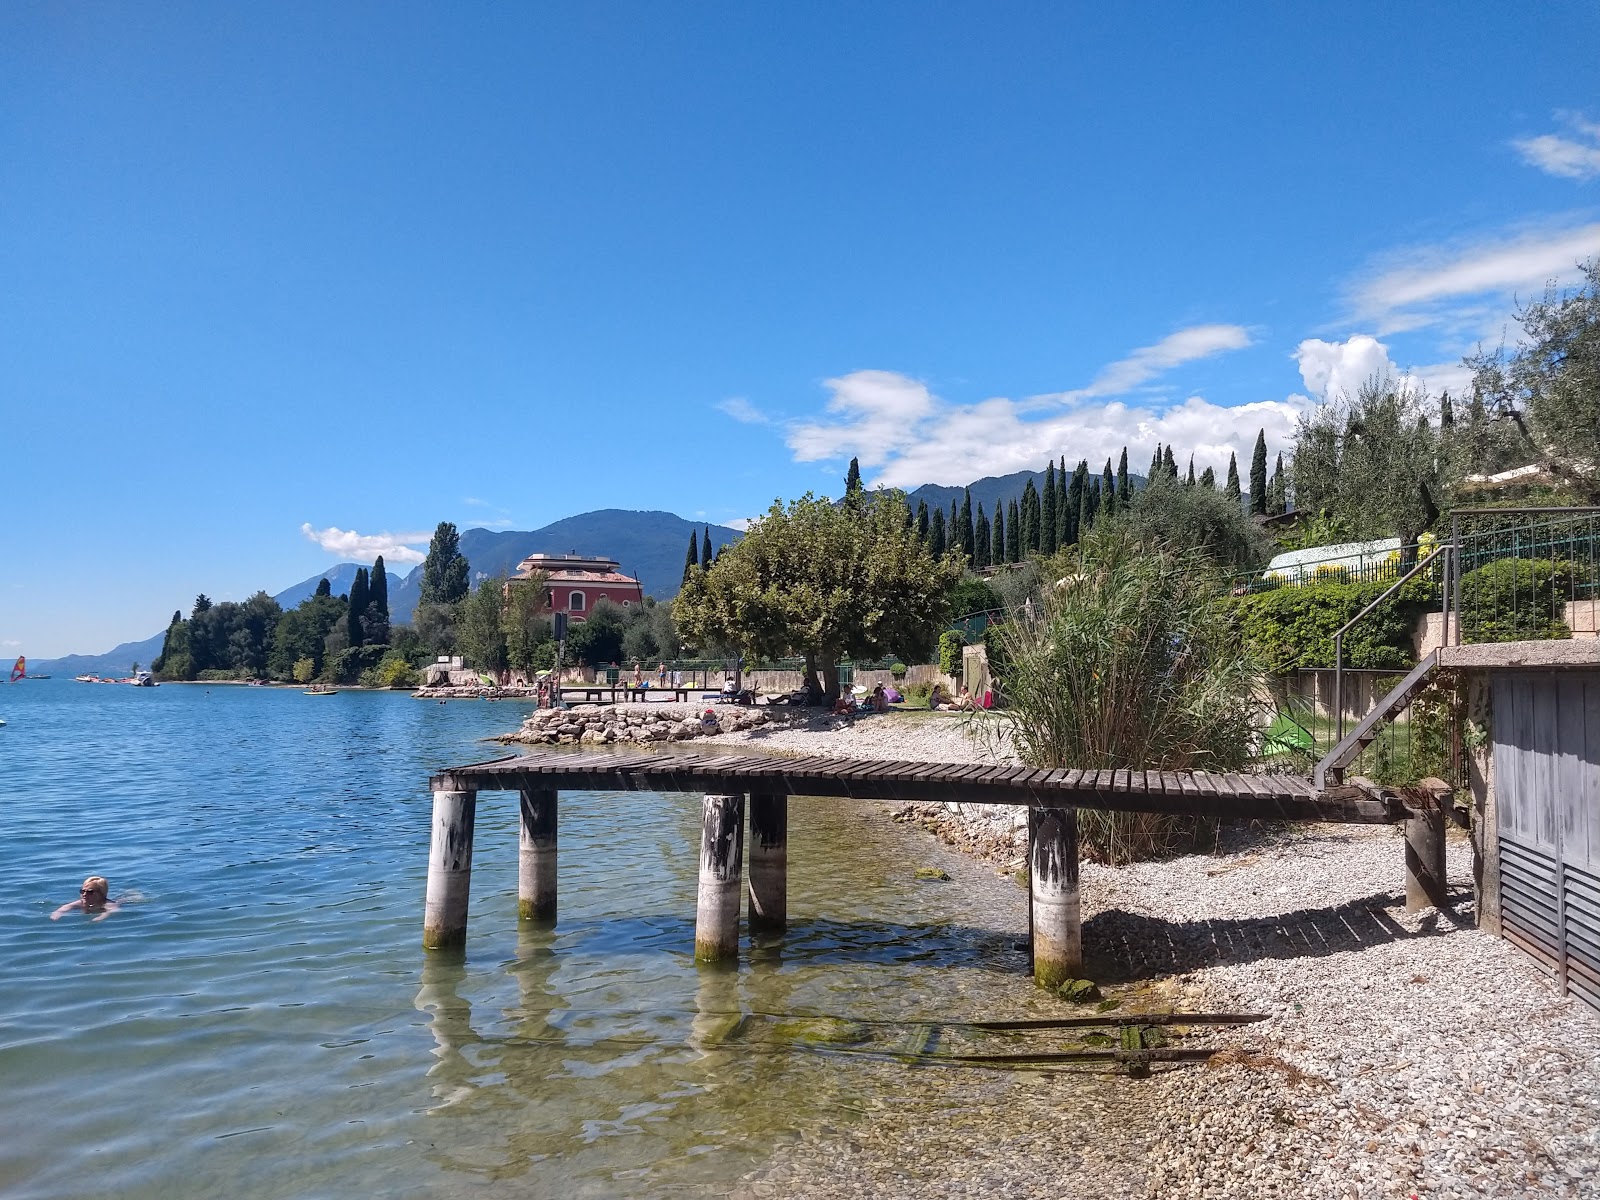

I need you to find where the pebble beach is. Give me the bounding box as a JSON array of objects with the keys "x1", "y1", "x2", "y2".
[{"x1": 678, "y1": 707, "x2": 1600, "y2": 1199}]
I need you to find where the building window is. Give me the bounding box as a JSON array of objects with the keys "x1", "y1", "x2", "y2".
[
  {"x1": 569, "y1": 591, "x2": 586, "y2": 612},
  {"x1": 622, "y1": 599, "x2": 631, "y2": 607}
]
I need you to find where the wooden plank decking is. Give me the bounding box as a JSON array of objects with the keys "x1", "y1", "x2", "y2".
[{"x1": 431, "y1": 748, "x2": 1400, "y2": 824}]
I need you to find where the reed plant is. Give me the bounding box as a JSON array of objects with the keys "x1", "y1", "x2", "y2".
[{"x1": 993, "y1": 526, "x2": 1264, "y2": 864}]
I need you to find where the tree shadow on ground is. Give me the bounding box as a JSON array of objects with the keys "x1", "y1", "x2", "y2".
[{"x1": 1083, "y1": 884, "x2": 1476, "y2": 985}]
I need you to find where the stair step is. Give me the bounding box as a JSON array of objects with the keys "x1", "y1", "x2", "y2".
[{"x1": 1313, "y1": 651, "x2": 1440, "y2": 789}]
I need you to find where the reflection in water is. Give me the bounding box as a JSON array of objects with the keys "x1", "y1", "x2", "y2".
[{"x1": 416, "y1": 950, "x2": 479, "y2": 1114}]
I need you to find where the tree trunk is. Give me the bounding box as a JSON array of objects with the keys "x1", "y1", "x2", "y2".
[
  {"x1": 821, "y1": 659, "x2": 841, "y2": 704},
  {"x1": 803, "y1": 651, "x2": 824, "y2": 705}
]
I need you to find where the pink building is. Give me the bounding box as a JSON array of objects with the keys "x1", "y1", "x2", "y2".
[{"x1": 511, "y1": 552, "x2": 643, "y2": 622}]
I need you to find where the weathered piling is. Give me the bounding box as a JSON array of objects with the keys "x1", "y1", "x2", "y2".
[
  {"x1": 1029, "y1": 804, "x2": 1081, "y2": 988},
  {"x1": 518, "y1": 788, "x2": 558, "y2": 920},
  {"x1": 1405, "y1": 805, "x2": 1448, "y2": 911},
  {"x1": 423, "y1": 789, "x2": 477, "y2": 949},
  {"x1": 695, "y1": 793, "x2": 746, "y2": 962},
  {"x1": 747, "y1": 793, "x2": 787, "y2": 933}
]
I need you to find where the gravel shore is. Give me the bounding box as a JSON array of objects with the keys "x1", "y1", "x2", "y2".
[{"x1": 690, "y1": 712, "x2": 1600, "y2": 1199}]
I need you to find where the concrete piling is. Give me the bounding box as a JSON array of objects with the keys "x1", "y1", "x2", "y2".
[
  {"x1": 423, "y1": 789, "x2": 477, "y2": 949},
  {"x1": 1405, "y1": 805, "x2": 1448, "y2": 911},
  {"x1": 695, "y1": 793, "x2": 746, "y2": 962},
  {"x1": 1029, "y1": 804, "x2": 1081, "y2": 988},
  {"x1": 518, "y1": 788, "x2": 558, "y2": 920}
]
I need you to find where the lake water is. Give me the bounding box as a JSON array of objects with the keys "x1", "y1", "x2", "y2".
[{"x1": 0, "y1": 680, "x2": 1084, "y2": 1198}]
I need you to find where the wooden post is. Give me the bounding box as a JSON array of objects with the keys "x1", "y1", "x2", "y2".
[
  {"x1": 1029, "y1": 805, "x2": 1081, "y2": 988},
  {"x1": 747, "y1": 793, "x2": 787, "y2": 933},
  {"x1": 1405, "y1": 805, "x2": 1448, "y2": 911},
  {"x1": 424, "y1": 789, "x2": 477, "y2": 949},
  {"x1": 695, "y1": 793, "x2": 745, "y2": 962},
  {"x1": 519, "y1": 788, "x2": 558, "y2": 920}
]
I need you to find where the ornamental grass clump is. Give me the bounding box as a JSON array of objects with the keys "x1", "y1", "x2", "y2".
[{"x1": 995, "y1": 527, "x2": 1264, "y2": 864}]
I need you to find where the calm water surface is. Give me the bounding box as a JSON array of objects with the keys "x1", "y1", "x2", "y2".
[{"x1": 0, "y1": 681, "x2": 1066, "y2": 1198}]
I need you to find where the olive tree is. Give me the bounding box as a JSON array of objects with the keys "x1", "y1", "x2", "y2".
[{"x1": 674, "y1": 491, "x2": 963, "y2": 701}]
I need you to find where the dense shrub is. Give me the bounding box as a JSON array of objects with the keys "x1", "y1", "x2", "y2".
[
  {"x1": 361, "y1": 652, "x2": 420, "y2": 689},
  {"x1": 327, "y1": 644, "x2": 388, "y2": 685},
  {"x1": 1458, "y1": 558, "x2": 1573, "y2": 643},
  {"x1": 938, "y1": 630, "x2": 965, "y2": 675},
  {"x1": 1229, "y1": 575, "x2": 1438, "y2": 673}
]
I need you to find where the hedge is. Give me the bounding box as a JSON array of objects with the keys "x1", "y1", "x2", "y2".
[{"x1": 1229, "y1": 575, "x2": 1438, "y2": 674}]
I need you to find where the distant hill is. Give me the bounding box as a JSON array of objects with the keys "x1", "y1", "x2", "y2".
[
  {"x1": 911, "y1": 468, "x2": 1148, "y2": 522},
  {"x1": 26, "y1": 631, "x2": 170, "y2": 679}
]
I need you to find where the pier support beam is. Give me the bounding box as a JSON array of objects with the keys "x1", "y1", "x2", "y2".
[
  {"x1": 424, "y1": 789, "x2": 477, "y2": 950},
  {"x1": 1405, "y1": 805, "x2": 1448, "y2": 911},
  {"x1": 1029, "y1": 805, "x2": 1081, "y2": 988},
  {"x1": 695, "y1": 793, "x2": 745, "y2": 962},
  {"x1": 747, "y1": 793, "x2": 787, "y2": 933},
  {"x1": 518, "y1": 788, "x2": 558, "y2": 921}
]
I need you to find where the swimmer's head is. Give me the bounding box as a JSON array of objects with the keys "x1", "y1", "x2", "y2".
[{"x1": 80, "y1": 876, "x2": 109, "y2": 902}]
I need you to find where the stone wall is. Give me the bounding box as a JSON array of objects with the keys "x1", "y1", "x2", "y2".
[{"x1": 501, "y1": 703, "x2": 775, "y2": 746}]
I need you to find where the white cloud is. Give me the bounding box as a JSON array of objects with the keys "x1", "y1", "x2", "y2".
[
  {"x1": 299, "y1": 524, "x2": 428, "y2": 564},
  {"x1": 724, "y1": 517, "x2": 755, "y2": 531},
  {"x1": 1294, "y1": 335, "x2": 1476, "y2": 404},
  {"x1": 1347, "y1": 221, "x2": 1600, "y2": 334},
  {"x1": 1037, "y1": 324, "x2": 1253, "y2": 402},
  {"x1": 716, "y1": 396, "x2": 768, "y2": 424},
  {"x1": 1514, "y1": 112, "x2": 1600, "y2": 180},
  {"x1": 784, "y1": 369, "x2": 1304, "y2": 489}
]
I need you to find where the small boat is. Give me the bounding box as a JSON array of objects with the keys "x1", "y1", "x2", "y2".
[{"x1": 303, "y1": 685, "x2": 338, "y2": 696}]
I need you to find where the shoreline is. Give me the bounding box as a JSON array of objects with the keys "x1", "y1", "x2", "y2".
[{"x1": 638, "y1": 710, "x2": 1600, "y2": 1198}]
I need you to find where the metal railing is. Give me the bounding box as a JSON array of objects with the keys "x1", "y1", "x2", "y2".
[
  {"x1": 1332, "y1": 545, "x2": 1449, "y2": 740},
  {"x1": 1447, "y1": 507, "x2": 1600, "y2": 644},
  {"x1": 1229, "y1": 540, "x2": 1434, "y2": 596}
]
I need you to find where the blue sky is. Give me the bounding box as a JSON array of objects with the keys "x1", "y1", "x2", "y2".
[{"x1": 5, "y1": 2, "x2": 1599, "y2": 657}]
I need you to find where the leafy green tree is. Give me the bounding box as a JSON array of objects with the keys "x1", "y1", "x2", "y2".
[
  {"x1": 683, "y1": 531, "x2": 700, "y2": 585},
  {"x1": 929, "y1": 507, "x2": 947, "y2": 558},
  {"x1": 193, "y1": 594, "x2": 212, "y2": 616},
  {"x1": 1465, "y1": 259, "x2": 1600, "y2": 500},
  {"x1": 154, "y1": 610, "x2": 191, "y2": 680},
  {"x1": 268, "y1": 591, "x2": 346, "y2": 679},
  {"x1": 1250, "y1": 428, "x2": 1269, "y2": 515},
  {"x1": 1292, "y1": 378, "x2": 1443, "y2": 543},
  {"x1": 457, "y1": 574, "x2": 509, "y2": 676},
  {"x1": 292, "y1": 657, "x2": 316, "y2": 684},
  {"x1": 346, "y1": 567, "x2": 369, "y2": 648},
  {"x1": 1021, "y1": 479, "x2": 1041, "y2": 553},
  {"x1": 674, "y1": 492, "x2": 962, "y2": 701},
  {"x1": 502, "y1": 571, "x2": 551, "y2": 675},
  {"x1": 948, "y1": 574, "x2": 1002, "y2": 618},
  {"x1": 973, "y1": 503, "x2": 990, "y2": 570},
  {"x1": 1041, "y1": 463, "x2": 1058, "y2": 555},
  {"x1": 420, "y1": 522, "x2": 470, "y2": 605},
  {"x1": 915, "y1": 498, "x2": 930, "y2": 545},
  {"x1": 1199, "y1": 465, "x2": 1216, "y2": 490},
  {"x1": 1224, "y1": 452, "x2": 1241, "y2": 502},
  {"x1": 1115, "y1": 473, "x2": 1274, "y2": 573},
  {"x1": 413, "y1": 601, "x2": 459, "y2": 657},
  {"x1": 314, "y1": 577, "x2": 331, "y2": 598},
  {"x1": 567, "y1": 598, "x2": 628, "y2": 665}
]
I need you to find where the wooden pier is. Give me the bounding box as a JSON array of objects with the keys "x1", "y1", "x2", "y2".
[{"x1": 423, "y1": 748, "x2": 1419, "y2": 988}]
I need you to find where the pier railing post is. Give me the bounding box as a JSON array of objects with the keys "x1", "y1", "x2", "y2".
[
  {"x1": 519, "y1": 788, "x2": 558, "y2": 921},
  {"x1": 1405, "y1": 805, "x2": 1448, "y2": 911},
  {"x1": 1029, "y1": 804, "x2": 1081, "y2": 988},
  {"x1": 424, "y1": 788, "x2": 477, "y2": 950},
  {"x1": 747, "y1": 793, "x2": 787, "y2": 933},
  {"x1": 695, "y1": 793, "x2": 745, "y2": 962}
]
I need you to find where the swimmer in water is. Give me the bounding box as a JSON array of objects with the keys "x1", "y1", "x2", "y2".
[{"x1": 50, "y1": 875, "x2": 124, "y2": 922}]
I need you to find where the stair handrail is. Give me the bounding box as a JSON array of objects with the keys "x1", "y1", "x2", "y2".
[{"x1": 1333, "y1": 544, "x2": 1450, "y2": 741}]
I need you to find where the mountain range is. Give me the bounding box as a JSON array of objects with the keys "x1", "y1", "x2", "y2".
[{"x1": 29, "y1": 510, "x2": 743, "y2": 676}]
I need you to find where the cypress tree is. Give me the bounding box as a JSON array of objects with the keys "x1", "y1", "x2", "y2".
[
  {"x1": 1162, "y1": 445, "x2": 1177, "y2": 478},
  {"x1": 1101, "y1": 459, "x2": 1116, "y2": 519},
  {"x1": 1087, "y1": 477, "x2": 1102, "y2": 528},
  {"x1": 1041, "y1": 463, "x2": 1058, "y2": 554},
  {"x1": 1225, "y1": 452, "x2": 1241, "y2": 502},
  {"x1": 1056, "y1": 456, "x2": 1071, "y2": 548},
  {"x1": 347, "y1": 567, "x2": 369, "y2": 647},
  {"x1": 930, "y1": 508, "x2": 947, "y2": 558},
  {"x1": 1006, "y1": 498, "x2": 1021, "y2": 563},
  {"x1": 1116, "y1": 448, "x2": 1130, "y2": 508},
  {"x1": 682, "y1": 531, "x2": 700, "y2": 584},
  {"x1": 844, "y1": 456, "x2": 863, "y2": 507},
  {"x1": 1440, "y1": 392, "x2": 1454, "y2": 432},
  {"x1": 1149, "y1": 444, "x2": 1162, "y2": 481},
  {"x1": 1077, "y1": 475, "x2": 1091, "y2": 536},
  {"x1": 1067, "y1": 460, "x2": 1087, "y2": 547},
  {"x1": 369, "y1": 556, "x2": 389, "y2": 625},
  {"x1": 991, "y1": 503, "x2": 1005, "y2": 566},
  {"x1": 1186, "y1": 455, "x2": 1195, "y2": 486},
  {"x1": 1021, "y1": 479, "x2": 1041, "y2": 553},
  {"x1": 1199, "y1": 465, "x2": 1216, "y2": 490},
  {"x1": 315, "y1": 577, "x2": 332, "y2": 598},
  {"x1": 958, "y1": 490, "x2": 975, "y2": 560},
  {"x1": 1250, "y1": 429, "x2": 1269, "y2": 515},
  {"x1": 1270, "y1": 452, "x2": 1287, "y2": 515},
  {"x1": 949, "y1": 501, "x2": 959, "y2": 555},
  {"x1": 974, "y1": 504, "x2": 990, "y2": 569},
  {"x1": 701, "y1": 526, "x2": 713, "y2": 569},
  {"x1": 916, "y1": 498, "x2": 930, "y2": 544}
]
